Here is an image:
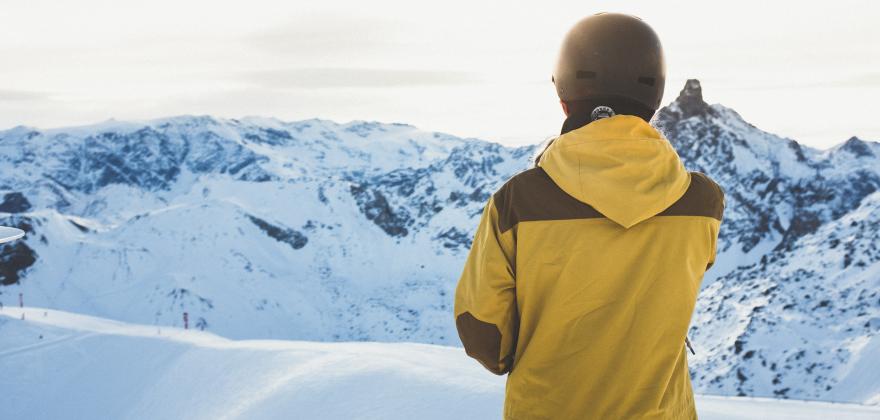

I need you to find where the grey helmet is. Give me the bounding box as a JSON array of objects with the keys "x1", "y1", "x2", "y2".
[{"x1": 552, "y1": 13, "x2": 666, "y2": 112}]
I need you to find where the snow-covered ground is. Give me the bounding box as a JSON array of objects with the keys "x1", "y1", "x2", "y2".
[{"x1": 2, "y1": 307, "x2": 878, "y2": 420}]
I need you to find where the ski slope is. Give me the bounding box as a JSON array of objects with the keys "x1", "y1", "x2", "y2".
[{"x1": 1, "y1": 307, "x2": 877, "y2": 420}]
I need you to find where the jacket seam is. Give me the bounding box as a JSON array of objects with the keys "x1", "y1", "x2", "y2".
[
  {"x1": 500, "y1": 214, "x2": 720, "y2": 233},
  {"x1": 551, "y1": 137, "x2": 670, "y2": 149}
]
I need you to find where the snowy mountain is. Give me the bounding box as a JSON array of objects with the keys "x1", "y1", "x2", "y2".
[
  {"x1": 0, "y1": 116, "x2": 531, "y2": 344},
  {"x1": 4, "y1": 307, "x2": 880, "y2": 420},
  {"x1": 0, "y1": 80, "x2": 878, "y2": 404},
  {"x1": 656, "y1": 80, "x2": 880, "y2": 278},
  {"x1": 689, "y1": 191, "x2": 880, "y2": 403},
  {"x1": 654, "y1": 80, "x2": 880, "y2": 404}
]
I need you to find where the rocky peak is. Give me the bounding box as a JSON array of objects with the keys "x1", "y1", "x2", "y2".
[
  {"x1": 674, "y1": 79, "x2": 711, "y2": 118},
  {"x1": 653, "y1": 79, "x2": 716, "y2": 127},
  {"x1": 681, "y1": 79, "x2": 703, "y2": 101}
]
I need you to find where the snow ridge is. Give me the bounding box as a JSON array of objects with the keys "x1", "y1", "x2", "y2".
[{"x1": 5, "y1": 307, "x2": 880, "y2": 420}]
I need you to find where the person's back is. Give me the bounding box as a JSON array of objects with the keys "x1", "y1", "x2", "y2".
[{"x1": 454, "y1": 12, "x2": 724, "y2": 419}]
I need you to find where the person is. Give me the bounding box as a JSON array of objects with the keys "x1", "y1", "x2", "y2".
[{"x1": 454, "y1": 12, "x2": 724, "y2": 419}]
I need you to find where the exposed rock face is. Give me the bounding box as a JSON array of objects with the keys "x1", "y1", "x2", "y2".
[
  {"x1": 247, "y1": 215, "x2": 308, "y2": 250},
  {"x1": 673, "y1": 79, "x2": 715, "y2": 119},
  {"x1": 0, "y1": 217, "x2": 38, "y2": 285},
  {"x1": 0, "y1": 192, "x2": 31, "y2": 213}
]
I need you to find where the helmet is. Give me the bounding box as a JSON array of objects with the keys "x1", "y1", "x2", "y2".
[{"x1": 552, "y1": 13, "x2": 666, "y2": 111}]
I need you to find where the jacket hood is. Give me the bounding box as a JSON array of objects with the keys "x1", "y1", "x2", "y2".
[{"x1": 537, "y1": 114, "x2": 690, "y2": 228}]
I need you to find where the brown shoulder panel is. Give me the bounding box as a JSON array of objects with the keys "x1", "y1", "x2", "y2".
[
  {"x1": 493, "y1": 167, "x2": 604, "y2": 233},
  {"x1": 658, "y1": 172, "x2": 724, "y2": 220},
  {"x1": 455, "y1": 311, "x2": 507, "y2": 375}
]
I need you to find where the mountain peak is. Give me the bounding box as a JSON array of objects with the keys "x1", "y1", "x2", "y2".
[
  {"x1": 839, "y1": 136, "x2": 875, "y2": 158},
  {"x1": 0, "y1": 125, "x2": 40, "y2": 139},
  {"x1": 673, "y1": 79, "x2": 711, "y2": 118},
  {"x1": 680, "y1": 79, "x2": 704, "y2": 101}
]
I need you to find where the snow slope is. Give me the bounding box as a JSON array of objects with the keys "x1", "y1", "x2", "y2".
[
  {"x1": 2, "y1": 307, "x2": 878, "y2": 420},
  {"x1": 689, "y1": 191, "x2": 880, "y2": 403}
]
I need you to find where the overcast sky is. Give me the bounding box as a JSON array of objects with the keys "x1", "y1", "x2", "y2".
[{"x1": 1, "y1": 0, "x2": 877, "y2": 148}]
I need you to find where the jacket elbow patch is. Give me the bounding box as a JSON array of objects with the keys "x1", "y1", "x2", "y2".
[{"x1": 456, "y1": 311, "x2": 507, "y2": 375}]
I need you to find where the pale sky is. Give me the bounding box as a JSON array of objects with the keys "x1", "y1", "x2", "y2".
[{"x1": 1, "y1": 0, "x2": 877, "y2": 149}]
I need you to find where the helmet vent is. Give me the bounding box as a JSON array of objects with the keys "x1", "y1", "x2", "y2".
[
  {"x1": 576, "y1": 71, "x2": 597, "y2": 79},
  {"x1": 638, "y1": 76, "x2": 655, "y2": 86}
]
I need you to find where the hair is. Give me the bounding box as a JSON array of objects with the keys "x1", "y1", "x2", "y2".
[{"x1": 533, "y1": 95, "x2": 656, "y2": 168}]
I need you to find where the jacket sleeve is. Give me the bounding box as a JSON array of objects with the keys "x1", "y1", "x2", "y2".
[
  {"x1": 706, "y1": 183, "x2": 725, "y2": 270},
  {"x1": 454, "y1": 196, "x2": 518, "y2": 375}
]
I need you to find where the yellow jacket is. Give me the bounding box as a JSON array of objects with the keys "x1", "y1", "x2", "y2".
[{"x1": 454, "y1": 115, "x2": 723, "y2": 419}]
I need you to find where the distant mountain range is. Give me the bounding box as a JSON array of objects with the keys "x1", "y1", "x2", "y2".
[{"x1": 1, "y1": 80, "x2": 878, "y2": 404}]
